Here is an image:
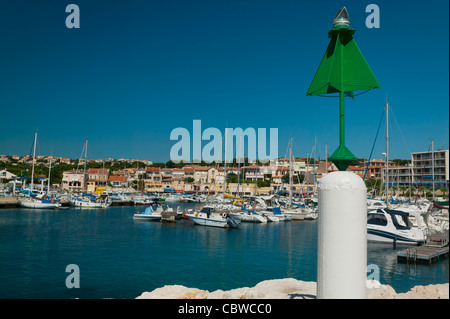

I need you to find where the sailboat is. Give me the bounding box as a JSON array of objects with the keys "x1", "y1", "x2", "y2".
[
  {"x1": 69, "y1": 139, "x2": 111, "y2": 209},
  {"x1": 367, "y1": 102, "x2": 426, "y2": 245},
  {"x1": 18, "y1": 131, "x2": 61, "y2": 209},
  {"x1": 279, "y1": 136, "x2": 309, "y2": 220}
]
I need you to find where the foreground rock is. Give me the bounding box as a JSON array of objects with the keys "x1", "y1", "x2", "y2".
[{"x1": 136, "y1": 278, "x2": 448, "y2": 299}]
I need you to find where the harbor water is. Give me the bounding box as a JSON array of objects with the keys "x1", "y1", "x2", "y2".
[{"x1": 0, "y1": 204, "x2": 448, "y2": 299}]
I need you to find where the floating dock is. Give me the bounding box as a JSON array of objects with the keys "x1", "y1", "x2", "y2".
[{"x1": 397, "y1": 234, "x2": 449, "y2": 264}]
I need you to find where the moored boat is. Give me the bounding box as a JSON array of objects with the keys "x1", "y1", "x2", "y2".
[
  {"x1": 367, "y1": 208, "x2": 426, "y2": 245},
  {"x1": 186, "y1": 206, "x2": 240, "y2": 228}
]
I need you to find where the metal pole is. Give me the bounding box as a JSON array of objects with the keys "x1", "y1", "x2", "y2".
[
  {"x1": 317, "y1": 171, "x2": 367, "y2": 299},
  {"x1": 385, "y1": 102, "x2": 389, "y2": 207},
  {"x1": 339, "y1": 91, "x2": 345, "y2": 147},
  {"x1": 431, "y1": 140, "x2": 435, "y2": 200}
]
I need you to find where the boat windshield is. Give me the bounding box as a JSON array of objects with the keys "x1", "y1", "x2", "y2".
[
  {"x1": 367, "y1": 213, "x2": 388, "y2": 226},
  {"x1": 200, "y1": 208, "x2": 211, "y2": 213},
  {"x1": 391, "y1": 214, "x2": 410, "y2": 230}
]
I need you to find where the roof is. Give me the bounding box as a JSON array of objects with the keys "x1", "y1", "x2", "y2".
[
  {"x1": 109, "y1": 176, "x2": 127, "y2": 182},
  {"x1": 194, "y1": 166, "x2": 211, "y2": 171},
  {"x1": 243, "y1": 165, "x2": 261, "y2": 169},
  {"x1": 87, "y1": 168, "x2": 109, "y2": 174}
]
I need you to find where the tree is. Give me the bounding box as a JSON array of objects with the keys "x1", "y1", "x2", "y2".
[{"x1": 165, "y1": 160, "x2": 176, "y2": 168}]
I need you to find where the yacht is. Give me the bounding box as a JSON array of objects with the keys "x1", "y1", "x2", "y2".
[
  {"x1": 186, "y1": 206, "x2": 241, "y2": 228},
  {"x1": 367, "y1": 208, "x2": 426, "y2": 245}
]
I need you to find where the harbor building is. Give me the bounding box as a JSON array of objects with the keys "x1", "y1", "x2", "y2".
[
  {"x1": 380, "y1": 149, "x2": 449, "y2": 188},
  {"x1": 411, "y1": 149, "x2": 449, "y2": 187}
]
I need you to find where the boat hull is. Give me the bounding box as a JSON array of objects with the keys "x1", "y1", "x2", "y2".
[
  {"x1": 186, "y1": 213, "x2": 229, "y2": 228},
  {"x1": 133, "y1": 214, "x2": 161, "y2": 221},
  {"x1": 19, "y1": 199, "x2": 61, "y2": 209},
  {"x1": 70, "y1": 199, "x2": 109, "y2": 208},
  {"x1": 367, "y1": 228, "x2": 424, "y2": 245}
]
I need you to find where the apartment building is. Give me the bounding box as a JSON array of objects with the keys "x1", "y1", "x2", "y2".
[{"x1": 411, "y1": 149, "x2": 449, "y2": 187}]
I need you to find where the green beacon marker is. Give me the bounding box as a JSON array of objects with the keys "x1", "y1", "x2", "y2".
[{"x1": 307, "y1": 7, "x2": 381, "y2": 171}]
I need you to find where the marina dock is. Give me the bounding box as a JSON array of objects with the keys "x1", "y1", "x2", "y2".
[
  {"x1": 397, "y1": 234, "x2": 449, "y2": 264},
  {"x1": 0, "y1": 197, "x2": 19, "y2": 208}
]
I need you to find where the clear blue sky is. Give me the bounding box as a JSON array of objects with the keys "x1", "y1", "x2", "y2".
[{"x1": 0, "y1": 0, "x2": 448, "y2": 162}]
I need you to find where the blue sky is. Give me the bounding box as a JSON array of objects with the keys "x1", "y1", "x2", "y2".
[{"x1": 0, "y1": 0, "x2": 448, "y2": 163}]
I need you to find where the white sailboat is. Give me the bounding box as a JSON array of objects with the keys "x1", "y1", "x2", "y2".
[
  {"x1": 69, "y1": 139, "x2": 111, "y2": 209},
  {"x1": 18, "y1": 131, "x2": 61, "y2": 209},
  {"x1": 281, "y1": 136, "x2": 309, "y2": 220}
]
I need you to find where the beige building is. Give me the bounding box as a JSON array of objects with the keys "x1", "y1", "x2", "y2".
[{"x1": 62, "y1": 170, "x2": 87, "y2": 192}]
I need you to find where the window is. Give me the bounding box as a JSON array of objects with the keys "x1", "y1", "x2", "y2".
[{"x1": 367, "y1": 213, "x2": 388, "y2": 226}]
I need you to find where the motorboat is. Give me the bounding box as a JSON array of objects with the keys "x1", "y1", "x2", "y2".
[
  {"x1": 186, "y1": 206, "x2": 241, "y2": 228},
  {"x1": 367, "y1": 208, "x2": 426, "y2": 245},
  {"x1": 133, "y1": 195, "x2": 154, "y2": 206},
  {"x1": 261, "y1": 207, "x2": 292, "y2": 222},
  {"x1": 133, "y1": 205, "x2": 163, "y2": 221},
  {"x1": 229, "y1": 207, "x2": 267, "y2": 223},
  {"x1": 367, "y1": 199, "x2": 386, "y2": 210},
  {"x1": 304, "y1": 209, "x2": 318, "y2": 220},
  {"x1": 70, "y1": 193, "x2": 111, "y2": 208}
]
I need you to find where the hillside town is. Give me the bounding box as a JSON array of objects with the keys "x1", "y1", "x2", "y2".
[{"x1": 1, "y1": 148, "x2": 448, "y2": 198}]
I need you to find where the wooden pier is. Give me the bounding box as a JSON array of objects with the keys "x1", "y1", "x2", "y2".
[{"x1": 397, "y1": 234, "x2": 449, "y2": 264}]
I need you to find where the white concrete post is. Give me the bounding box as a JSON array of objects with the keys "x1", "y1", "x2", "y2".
[{"x1": 317, "y1": 171, "x2": 367, "y2": 299}]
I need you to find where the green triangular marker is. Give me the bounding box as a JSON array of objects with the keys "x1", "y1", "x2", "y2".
[{"x1": 306, "y1": 7, "x2": 380, "y2": 171}]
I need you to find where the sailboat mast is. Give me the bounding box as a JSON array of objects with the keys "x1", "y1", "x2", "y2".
[
  {"x1": 385, "y1": 102, "x2": 389, "y2": 207},
  {"x1": 289, "y1": 136, "x2": 293, "y2": 206},
  {"x1": 236, "y1": 135, "x2": 242, "y2": 198},
  {"x1": 431, "y1": 139, "x2": 435, "y2": 200},
  {"x1": 47, "y1": 158, "x2": 52, "y2": 194},
  {"x1": 84, "y1": 139, "x2": 88, "y2": 192},
  {"x1": 223, "y1": 128, "x2": 228, "y2": 195},
  {"x1": 30, "y1": 131, "x2": 37, "y2": 191}
]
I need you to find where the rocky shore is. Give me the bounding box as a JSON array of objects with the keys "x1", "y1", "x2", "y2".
[{"x1": 136, "y1": 278, "x2": 449, "y2": 299}]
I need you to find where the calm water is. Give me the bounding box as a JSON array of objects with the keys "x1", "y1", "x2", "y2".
[{"x1": 0, "y1": 205, "x2": 448, "y2": 299}]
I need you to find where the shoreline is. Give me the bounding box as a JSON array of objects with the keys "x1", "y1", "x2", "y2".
[{"x1": 136, "y1": 278, "x2": 449, "y2": 299}]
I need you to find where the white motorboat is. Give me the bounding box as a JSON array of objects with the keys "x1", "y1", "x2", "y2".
[
  {"x1": 261, "y1": 212, "x2": 280, "y2": 222},
  {"x1": 367, "y1": 199, "x2": 386, "y2": 210},
  {"x1": 133, "y1": 205, "x2": 163, "y2": 221},
  {"x1": 260, "y1": 207, "x2": 293, "y2": 222},
  {"x1": 186, "y1": 206, "x2": 241, "y2": 228},
  {"x1": 282, "y1": 206, "x2": 309, "y2": 220},
  {"x1": 133, "y1": 195, "x2": 154, "y2": 206},
  {"x1": 69, "y1": 195, "x2": 111, "y2": 209},
  {"x1": 230, "y1": 208, "x2": 267, "y2": 223},
  {"x1": 164, "y1": 194, "x2": 180, "y2": 203},
  {"x1": 304, "y1": 210, "x2": 318, "y2": 220},
  {"x1": 367, "y1": 208, "x2": 426, "y2": 245}
]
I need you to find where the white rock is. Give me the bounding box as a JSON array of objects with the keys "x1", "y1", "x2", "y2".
[
  {"x1": 136, "y1": 279, "x2": 449, "y2": 299},
  {"x1": 136, "y1": 285, "x2": 208, "y2": 299},
  {"x1": 395, "y1": 284, "x2": 449, "y2": 299},
  {"x1": 366, "y1": 281, "x2": 397, "y2": 299}
]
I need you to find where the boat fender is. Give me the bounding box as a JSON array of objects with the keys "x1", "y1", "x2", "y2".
[
  {"x1": 222, "y1": 213, "x2": 227, "y2": 218},
  {"x1": 195, "y1": 213, "x2": 198, "y2": 217},
  {"x1": 51, "y1": 200, "x2": 54, "y2": 204}
]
